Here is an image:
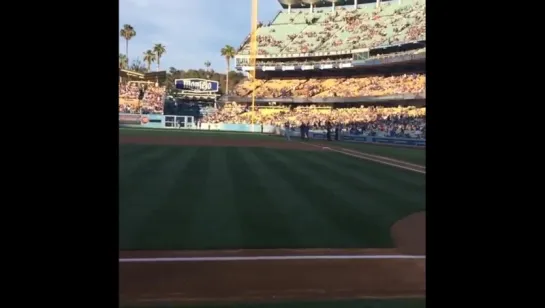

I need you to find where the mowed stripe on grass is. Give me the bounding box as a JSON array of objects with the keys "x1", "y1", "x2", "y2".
[{"x1": 119, "y1": 145, "x2": 425, "y2": 250}]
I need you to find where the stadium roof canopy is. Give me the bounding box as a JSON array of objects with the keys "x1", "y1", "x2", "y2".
[
  {"x1": 119, "y1": 69, "x2": 144, "y2": 79},
  {"x1": 119, "y1": 69, "x2": 167, "y2": 83},
  {"x1": 144, "y1": 71, "x2": 167, "y2": 83},
  {"x1": 278, "y1": 0, "x2": 384, "y2": 9}
]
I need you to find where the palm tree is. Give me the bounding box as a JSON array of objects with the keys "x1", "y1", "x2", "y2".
[
  {"x1": 119, "y1": 54, "x2": 128, "y2": 69},
  {"x1": 220, "y1": 45, "x2": 236, "y2": 94},
  {"x1": 143, "y1": 50, "x2": 156, "y2": 72},
  {"x1": 204, "y1": 61, "x2": 211, "y2": 79},
  {"x1": 120, "y1": 25, "x2": 136, "y2": 67},
  {"x1": 153, "y1": 44, "x2": 166, "y2": 71}
]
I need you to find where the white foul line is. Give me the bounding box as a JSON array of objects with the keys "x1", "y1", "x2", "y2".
[
  {"x1": 303, "y1": 142, "x2": 425, "y2": 174},
  {"x1": 337, "y1": 147, "x2": 425, "y2": 169},
  {"x1": 119, "y1": 254, "x2": 425, "y2": 263}
]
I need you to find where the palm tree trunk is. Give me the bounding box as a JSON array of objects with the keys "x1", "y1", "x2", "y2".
[
  {"x1": 157, "y1": 58, "x2": 160, "y2": 71},
  {"x1": 125, "y1": 40, "x2": 129, "y2": 68},
  {"x1": 226, "y1": 58, "x2": 230, "y2": 95}
]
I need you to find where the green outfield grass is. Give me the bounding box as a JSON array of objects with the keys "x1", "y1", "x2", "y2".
[
  {"x1": 119, "y1": 128, "x2": 425, "y2": 250},
  {"x1": 123, "y1": 298, "x2": 425, "y2": 308},
  {"x1": 331, "y1": 142, "x2": 425, "y2": 166},
  {"x1": 119, "y1": 127, "x2": 426, "y2": 165}
]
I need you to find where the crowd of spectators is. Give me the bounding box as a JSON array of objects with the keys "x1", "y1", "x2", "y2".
[
  {"x1": 119, "y1": 82, "x2": 166, "y2": 114},
  {"x1": 119, "y1": 82, "x2": 140, "y2": 99},
  {"x1": 236, "y1": 56, "x2": 352, "y2": 68},
  {"x1": 238, "y1": 0, "x2": 425, "y2": 56},
  {"x1": 119, "y1": 82, "x2": 141, "y2": 114},
  {"x1": 202, "y1": 102, "x2": 250, "y2": 123},
  {"x1": 234, "y1": 74, "x2": 425, "y2": 98},
  {"x1": 141, "y1": 85, "x2": 166, "y2": 114},
  {"x1": 201, "y1": 103, "x2": 425, "y2": 139}
]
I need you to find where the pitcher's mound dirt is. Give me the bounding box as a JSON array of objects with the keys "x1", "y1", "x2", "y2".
[{"x1": 391, "y1": 211, "x2": 426, "y2": 255}]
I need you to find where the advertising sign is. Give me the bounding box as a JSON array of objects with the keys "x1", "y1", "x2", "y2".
[
  {"x1": 119, "y1": 113, "x2": 141, "y2": 125},
  {"x1": 139, "y1": 114, "x2": 165, "y2": 128},
  {"x1": 175, "y1": 79, "x2": 219, "y2": 92}
]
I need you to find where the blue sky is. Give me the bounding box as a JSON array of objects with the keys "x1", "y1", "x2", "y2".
[{"x1": 120, "y1": 0, "x2": 280, "y2": 72}]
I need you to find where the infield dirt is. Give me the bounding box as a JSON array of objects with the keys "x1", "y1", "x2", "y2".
[{"x1": 119, "y1": 134, "x2": 425, "y2": 306}]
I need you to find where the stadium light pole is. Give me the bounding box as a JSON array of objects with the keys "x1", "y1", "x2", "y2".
[{"x1": 249, "y1": 0, "x2": 258, "y2": 127}]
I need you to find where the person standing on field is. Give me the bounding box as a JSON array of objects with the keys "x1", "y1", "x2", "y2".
[
  {"x1": 300, "y1": 122, "x2": 306, "y2": 140},
  {"x1": 284, "y1": 121, "x2": 291, "y2": 141}
]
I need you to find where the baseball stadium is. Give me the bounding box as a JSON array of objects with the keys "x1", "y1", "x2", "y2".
[{"x1": 119, "y1": 0, "x2": 426, "y2": 307}]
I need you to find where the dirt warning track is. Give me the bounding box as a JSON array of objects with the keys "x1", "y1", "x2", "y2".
[{"x1": 120, "y1": 249, "x2": 425, "y2": 306}]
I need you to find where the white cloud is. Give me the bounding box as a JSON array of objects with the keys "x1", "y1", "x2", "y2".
[{"x1": 120, "y1": 0, "x2": 279, "y2": 72}]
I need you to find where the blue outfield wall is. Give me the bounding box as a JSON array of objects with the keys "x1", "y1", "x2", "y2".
[
  {"x1": 141, "y1": 114, "x2": 166, "y2": 128},
  {"x1": 200, "y1": 123, "x2": 276, "y2": 133},
  {"x1": 119, "y1": 113, "x2": 166, "y2": 128},
  {"x1": 118, "y1": 113, "x2": 425, "y2": 147}
]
